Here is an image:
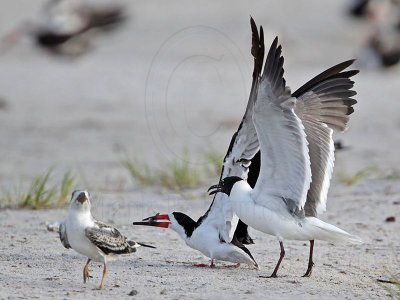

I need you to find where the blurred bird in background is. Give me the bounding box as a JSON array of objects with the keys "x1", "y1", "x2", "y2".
[
  {"x1": 0, "y1": 0, "x2": 126, "y2": 57},
  {"x1": 349, "y1": 0, "x2": 400, "y2": 68}
]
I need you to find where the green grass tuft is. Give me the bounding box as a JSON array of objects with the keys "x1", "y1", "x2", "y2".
[
  {"x1": 203, "y1": 149, "x2": 224, "y2": 175},
  {"x1": 0, "y1": 169, "x2": 77, "y2": 209},
  {"x1": 122, "y1": 159, "x2": 158, "y2": 186},
  {"x1": 58, "y1": 170, "x2": 76, "y2": 207},
  {"x1": 336, "y1": 167, "x2": 375, "y2": 186},
  {"x1": 123, "y1": 149, "x2": 222, "y2": 191},
  {"x1": 159, "y1": 151, "x2": 202, "y2": 190},
  {"x1": 337, "y1": 166, "x2": 400, "y2": 186},
  {"x1": 20, "y1": 170, "x2": 58, "y2": 209}
]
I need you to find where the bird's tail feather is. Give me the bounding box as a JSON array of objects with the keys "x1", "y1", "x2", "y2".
[
  {"x1": 306, "y1": 217, "x2": 362, "y2": 244},
  {"x1": 137, "y1": 242, "x2": 156, "y2": 248},
  {"x1": 127, "y1": 240, "x2": 156, "y2": 249}
]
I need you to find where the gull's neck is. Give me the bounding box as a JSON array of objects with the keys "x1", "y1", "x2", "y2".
[{"x1": 230, "y1": 180, "x2": 253, "y2": 205}]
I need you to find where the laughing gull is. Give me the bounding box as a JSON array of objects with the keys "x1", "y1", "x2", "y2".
[
  {"x1": 59, "y1": 190, "x2": 155, "y2": 289},
  {"x1": 132, "y1": 19, "x2": 268, "y2": 269},
  {"x1": 209, "y1": 22, "x2": 361, "y2": 277}
]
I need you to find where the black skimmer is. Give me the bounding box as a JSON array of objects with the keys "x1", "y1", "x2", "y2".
[
  {"x1": 59, "y1": 190, "x2": 155, "y2": 289},
  {"x1": 208, "y1": 24, "x2": 361, "y2": 278},
  {"x1": 133, "y1": 212, "x2": 258, "y2": 269},
  {"x1": 132, "y1": 19, "x2": 268, "y2": 269}
]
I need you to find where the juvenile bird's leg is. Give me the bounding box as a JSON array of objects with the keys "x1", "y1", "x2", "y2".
[
  {"x1": 302, "y1": 240, "x2": 314, "y2": 277},
  {"x1": 98, "y1": 263, "x2": 108, "y2": 289},
  {"x1": 83, "y1": 258, "x2": 91, "y2": 283},
  {"x1": 270, "y1": 241, "x2": 285, "y2": 278}
]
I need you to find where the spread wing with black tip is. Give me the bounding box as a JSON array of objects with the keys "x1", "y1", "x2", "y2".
[
  {"x1": 200, "y1": 17, "x2": 264, "y2": 244},
  {"x1": 252, "y1": 36, "x2": 312, "y2": 214},
  {"x1": 293, "y1": 60, "x2": 358, "y2": 217},
  {"x1": 59, "y1": 221, "x2": 71, "y2": 249},
  {"x1": 85, "y1": 220, "x2": 136, "y2": 255}
]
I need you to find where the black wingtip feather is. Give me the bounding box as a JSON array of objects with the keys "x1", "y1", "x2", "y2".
[
  {"x1": 249, "y1": 18, "x2": 265, "y2": 79},
  {"x1": 264, "y1": 37, "x2": 279, "y2": 77},
  {"x1": 347, "y1": 98, "x2": 358, "y2": 106},
  {"x1": 259, "y1": 27, "x2": 265, "y2": 57},
  {"x1": 329, "y1": 70, "x2": 359, "y2": 81},
  {"x1": 272, "y1": 56, "x2": 284, "y2": 88},
  {"x1": 250, "y1": 18, "x2": 259, "y2": 48},
  {"x1": 250, "y1": 16, "x2": 256, "y2": 30},
  {"x1": 347, "y1": 106, "x2": 355, "y2": 115},
  {"x1": 292, "y1": 59, "x2": 358, "y2": 98},
  {"x1": 270, "y1": 46, "x2": 281, "y2": 82}
]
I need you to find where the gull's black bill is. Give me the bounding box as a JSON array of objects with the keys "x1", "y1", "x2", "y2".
[{"x1": 208, "y1": 183, "x2": 222, "y2": 195}]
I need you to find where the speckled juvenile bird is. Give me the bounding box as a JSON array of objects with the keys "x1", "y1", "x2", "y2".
[{"x1": 59, "y1": 190, "x2": 155, "y2": 289}]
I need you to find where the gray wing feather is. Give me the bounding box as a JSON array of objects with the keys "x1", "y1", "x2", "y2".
[
  {"x1": 294, "y1": 61, "x2": 358, "y2": 216},
  {"x1": 252, "y1": 37, "x2": 311, "y2": 210},
  {"x1": 59, "y1": 222, "x2": 71, "y2": 249},
  {"x1": 85, "y1": 220, "x2": 135, "y2": 255}
]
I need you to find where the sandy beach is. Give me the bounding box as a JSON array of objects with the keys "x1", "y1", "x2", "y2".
[{"x1": 0, "y1": 0, "x2": 399, "y2": 299}]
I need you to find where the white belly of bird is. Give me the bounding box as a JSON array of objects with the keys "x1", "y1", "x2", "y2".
[
  {"x1": 230, "y1": 184, "x2": 314, "y2": 241},
  {"x1": 187, "y1": 224, "x2": 255, "y2": 265},
  {"x1": 228, "y1": 182, "x2": 362, "y2": 244},
  {"x1": 66, "y1": 214, "x2": 105, "y2": 262},
  {"x1": 233, "y1": 200, "x2": 311, "y2": 240}
]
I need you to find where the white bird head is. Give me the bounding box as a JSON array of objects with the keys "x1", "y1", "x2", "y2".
[
  {"x1": 69, "y1": 190, "x2": 91, "y2": 211},
  {"x1": 208, "y1": 176, "x2": 244, "y2": 196}
]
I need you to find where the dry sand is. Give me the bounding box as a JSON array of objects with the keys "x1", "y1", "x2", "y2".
[{"x1": 0, "y1": 0, "x2": 399, "y2": 299}]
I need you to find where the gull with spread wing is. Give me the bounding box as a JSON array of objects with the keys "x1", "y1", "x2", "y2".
[{"x1": 209, "y1": 23, "x2": 361, "y2": 277}]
